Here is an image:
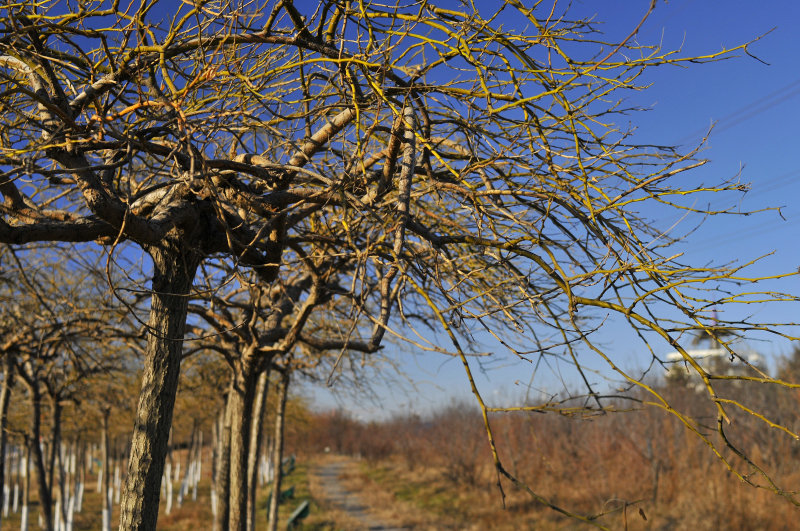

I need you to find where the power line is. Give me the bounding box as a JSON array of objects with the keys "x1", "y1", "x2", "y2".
[{"x1": 676, "y1": 77, "x2": 800, "y2": 145}]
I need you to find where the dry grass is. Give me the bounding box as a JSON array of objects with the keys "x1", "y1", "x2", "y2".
[
  {"x1": 0, "y1": 448, "x2": 334, "y2": 530},
  {"x1": 295, "y1": 392, "x2": 800, "y2": 530},
  {"x1": 357, "y1": 458, "x2": 553, "y2": 531}
]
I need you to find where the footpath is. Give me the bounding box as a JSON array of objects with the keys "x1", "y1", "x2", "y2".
[{"x1": 312, "y1": 458, "x2": 411, "y2": 530}]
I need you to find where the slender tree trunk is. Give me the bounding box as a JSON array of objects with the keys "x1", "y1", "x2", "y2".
[
  {"x1": 246, "y1": 367, "x2": 270, "y2": 531},
  {"x1": 0, "y1": 355, "x2": 14, "y2": 531},
  {"x1": 193, "y1": 430, "x2": 201, "y2": 501},
  {"x1": 212, "y1": 389, "x2": 233, "y2": 531},
  {"x1": 266, "y1": 371, "x2": 290, "y2": 531},
  {"x1": 63, "y1": 440, "x2": 75, "y2": 531},
  {"x1": 164, "y1": 453, "x2": 173, "y2": 516},
  {"x1": 75, "y1": 439, "x2": 85, "y2": 513},
  {"x1": 101, "y1": 408, "x2": 111, "y2": 531},
  {"x1": 228, "y1": 358, "x2": 258, "y2": 531},
  {"x1": 178, "y1": 420, "x2": 197, "y2": 507},
  {"x1": 210, "y1": 412, "x2": 220, "y2": 522},
  {"x1": 47, "y1": 398, "x2": 62, "y2": 531},
  {"x1": 51, "y1": 405, "x2": 66, "y2": 531},
  {"x1": 27, "y1": 381, "x2": 52, "y2": 531},
  {"x1": 118, "y1": 244, "x2": 199, "y2": 531}
]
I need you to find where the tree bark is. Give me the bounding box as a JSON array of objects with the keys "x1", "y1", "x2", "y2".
[
  {"x1": 266, "y1": 371, "x2": 290, "y2": 531},
  {"x1": 118, "y1": 243, "x2": 199, "y2": 531},
  {"x1": 228, "y1": 358, "x2": 258, "y2": 531},
  {"x1": 210, "y1": 412, "x2": 219, "y2": 520},
  {"x1": 46, "y1": 397, "x2": 62, "y2": 528},
  {"x1": 48, "y1": 399, "x2": 65, "y2": 531},
  {"x1": 246, "y1": 367, "x2": 270, "y2": 531},
  {"x1": 0, "y1": 355, "x2": 14, "y2": 531},
  {"x1": 27, "y1": 380, "x2": 52, "y2": 531},
  {"x1": 212, "y1": 390, "x2": 233, "y2": 531}
]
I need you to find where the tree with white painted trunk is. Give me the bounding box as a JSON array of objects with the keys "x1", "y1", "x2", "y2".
[
  {"x1": 0, "y1": 247, "x2": 127, "y2": 531},
  {"x1": 0, "y1": 350, "x2": 14, "y2": 531},
  {"x1": 189, "y1": 257, "x2": 382, "y2": 531},
  {"x1": 1, "y1": 1, "x2": 798, "y2": 526}
]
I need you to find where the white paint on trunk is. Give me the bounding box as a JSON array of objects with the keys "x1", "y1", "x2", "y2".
[
  {"x1": 75, "y1": 482, "x2": 84, "y2": 513},
  {"x1": 113, "y1": 464, "x2": 120, "y2": 504},
  {"x1": 54, "y1": 498, "x2": 61, "y2": 531},
  {"x1": 259, "y1": 454, "x2": 267, "y2": 486},
  {"x1": 197, "y1": 431, "x2": 203, "y2": 481},
  {"x1": 164, "y1": 462, "x2": 173, "y2": 515},
  {"x1": 65, "y1": 492, "x2": 75, "y2": 531},
  {"x1": 191, "y1": 460, "x2": 198, "y2": 501}
]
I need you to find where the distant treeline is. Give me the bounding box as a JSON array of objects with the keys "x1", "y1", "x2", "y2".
[{"x1": 292, "y1": 351, "x2": 800, "y2": 529}]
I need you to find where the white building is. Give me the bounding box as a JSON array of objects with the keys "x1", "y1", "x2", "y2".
[{"x1": 665, "y1": 347, "x2": 763, "y2": 380}]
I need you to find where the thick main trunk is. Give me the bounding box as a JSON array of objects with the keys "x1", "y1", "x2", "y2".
[
  {"x1": 228, "y1": 359, "x2": 258, "y2": 531},
  {"x1": 266, "y1": 371, "x2": 289, "y2": 531},
  {"x1": 118, "y1": 244, "x2": 199, "y2": 531},
  {"x1": 0, "y1": 355, "x2": 14, "y2": 531},
  {"x1": 246, "y1": 367, "x2": 270, "y2": 531}
]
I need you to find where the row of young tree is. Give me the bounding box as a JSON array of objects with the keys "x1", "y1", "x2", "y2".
[
  {"x1": 0, "y1": 244, "x2": 327, "y2": 530},
  {"x1": 0, "y1": 1, "x2": 798, "y2": 529}
]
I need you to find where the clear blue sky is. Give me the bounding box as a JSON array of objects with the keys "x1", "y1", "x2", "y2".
[{"x1": 306, "y1": 1, "x2": 800, "y2": 419}]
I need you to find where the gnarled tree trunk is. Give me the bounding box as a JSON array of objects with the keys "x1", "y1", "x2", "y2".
[{"x1": 118, "y1": 243, "x2": 199, "y2": 531}]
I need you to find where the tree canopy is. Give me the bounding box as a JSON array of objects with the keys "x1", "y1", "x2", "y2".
[{"x1": 1, "y1": 1, "x2": 797, "y2": 528}]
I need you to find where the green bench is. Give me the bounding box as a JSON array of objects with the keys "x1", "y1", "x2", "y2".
[
  {"x1": 286, "y1": 499, "x2": 309, "y2": 530},
  {"x1": 281, "y1": 455, "x2": 296, "y2": 475},
  {"x1": 267, "y1": 485, "x2": 295, "y2": 507}
]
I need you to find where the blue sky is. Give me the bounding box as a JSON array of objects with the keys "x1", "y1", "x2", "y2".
[{"x1": 306, "y1": 0, "x2": 800, "y2": 419}]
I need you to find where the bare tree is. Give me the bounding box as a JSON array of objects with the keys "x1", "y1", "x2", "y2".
[
  {"x1": 0, "y1": 245, "x2": 129, "y2": 530},
  {"x1": 188, "y1": 254, "x2": 379, "y2": 530},
  {"x1": 0, "y1": 2, "x2": 795, "y2": 527}
]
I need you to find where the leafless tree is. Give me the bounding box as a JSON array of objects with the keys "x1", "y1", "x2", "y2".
[{"x1": 0, "y1": 2, "x2": 795, "y2": 528}]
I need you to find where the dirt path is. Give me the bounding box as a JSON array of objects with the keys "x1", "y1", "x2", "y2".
[{"x1": 312, "y1": 459, "x2": 411, "y2": 530}]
